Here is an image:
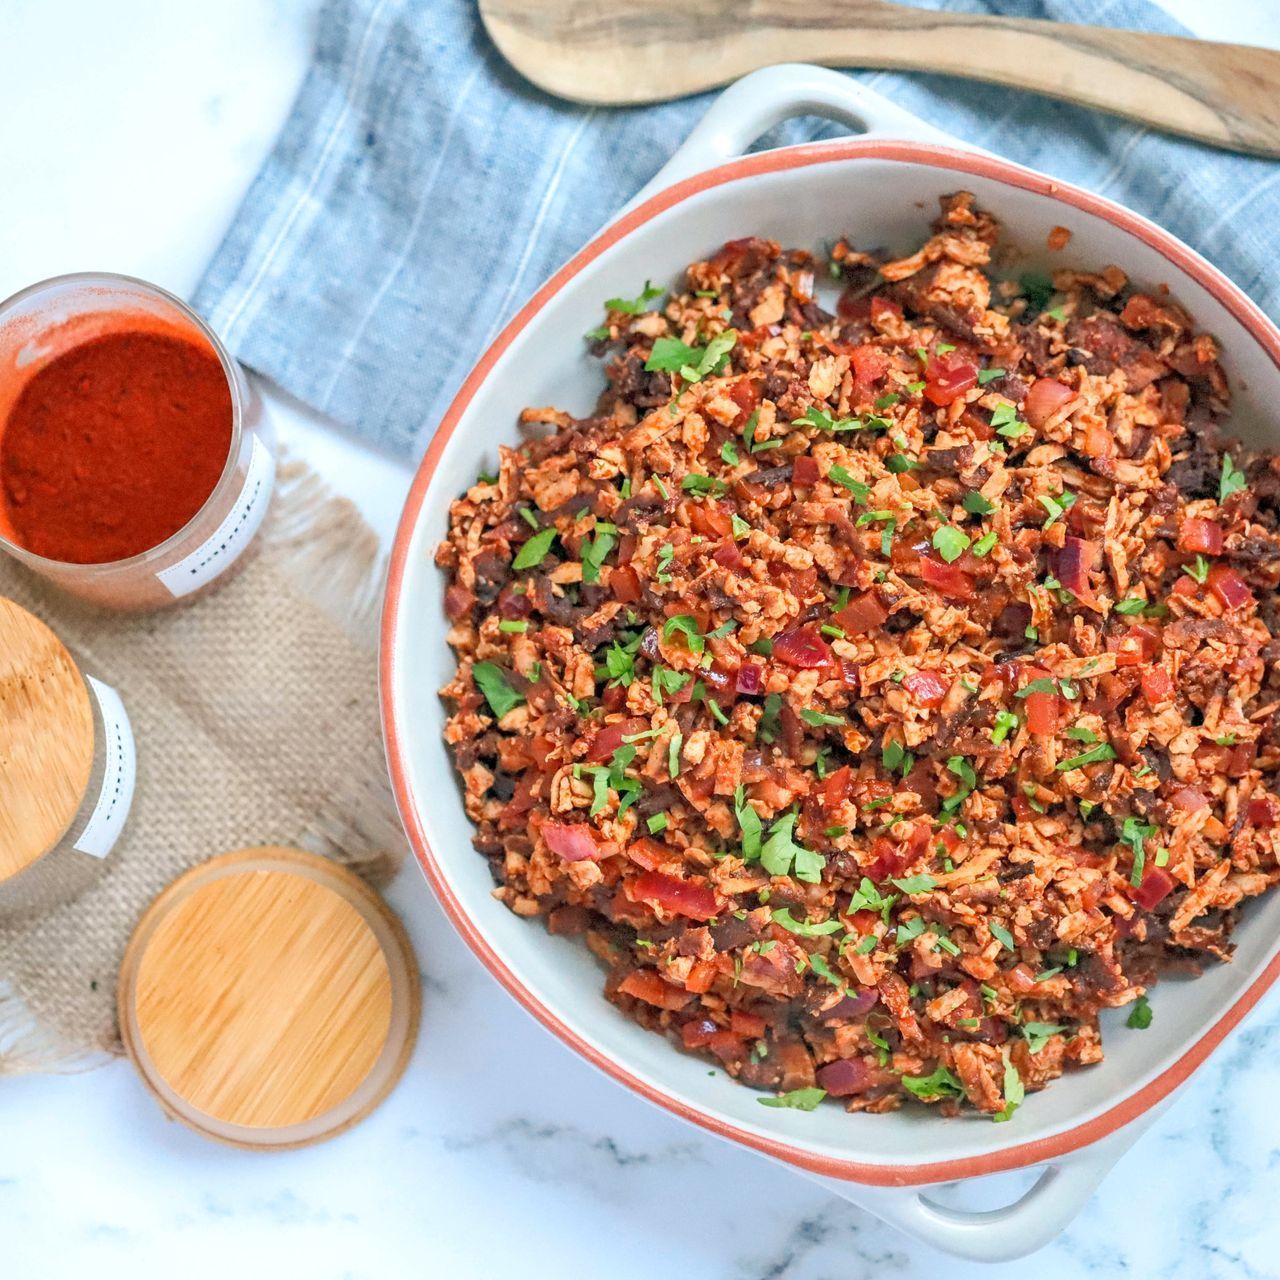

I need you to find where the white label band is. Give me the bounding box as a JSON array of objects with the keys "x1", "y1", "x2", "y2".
[
  {"x1": 74, "y1": 676, "x2": 137, "y2": 860},
  {"x1": 156, "y1": 433, "x2": 276, "y2": 598}
]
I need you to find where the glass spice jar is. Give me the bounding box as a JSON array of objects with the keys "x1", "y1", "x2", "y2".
[
  {"x1": 0, "y1": 273, "x2": 276, "y2": 610},
  {"x1": 0, "y1": 597, "x2": 137, "y2": 920}
]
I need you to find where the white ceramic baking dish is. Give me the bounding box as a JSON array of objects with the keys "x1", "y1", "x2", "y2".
[{"x1": 382, "y1": 65, "x2": 1280, "y2": 1261}]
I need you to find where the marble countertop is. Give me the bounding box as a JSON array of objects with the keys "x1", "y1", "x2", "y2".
[{"x1": 2, "y1": 2, "x2": 1278, "y2": 1275}]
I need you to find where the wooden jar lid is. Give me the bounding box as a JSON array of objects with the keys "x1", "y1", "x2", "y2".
[
  {"x1": 0, "y1": 598, "x2": 93, "y2": 882},
  {"x1": 118, "y1": 847, "x2": 420, "y2": 1149}
]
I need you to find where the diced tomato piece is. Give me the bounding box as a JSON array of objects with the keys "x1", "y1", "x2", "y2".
[
  {"x1": 1023, "y1": 378, "x2": 1074, "y2": 428},
  {"x1": 681, "y1": 1016, "x2": 719, "y2": 1049},
  {"x1": 689, "y1": 502, "x2": 733, "y2": 538},
  {"x1": 1248, "y1": 795, "x2": 1279, "y2": 828},
  {"x1": 610, "y1": 564, "x2": 642, "y2": 603},
  {"x1": 708, "y1": 1030, "x2": 747, "y2": 1063},
  {"x1": 625, "y1": 838, "x2": 668, "y2": 872},
  {"x1": 1025, "y1": 689, "x2": 1059, "y2": 736},
  {"x1": 866, "y1": 836, "x2": 909, "y2": 882},
  {"x1": 935, "y1": 825, "x2": 963, "y2": 855},
  {"x1": 1178, "y1": 517, "x2": 1223, "y2": 555},
  {"x1": 923, "y1": 351, "x2": 979, "y2": 406},
  {"x1": 774, "y1": 625, "x2": 834, "y2": 669},
  {"x1": 543, "y1": 821, "x2": 602, "y2": 862},
  {"x1": 1107, "y1": 624, "x2": 1161, "y2": 667},
  {"x1": 619, "y1": 969, "x2": 693, "y2": 1010},
  {"x1": 713, "y1": 539, "x2": 744, "y2": 570},
  {"x1": 1011, "y1": 793, "x2": 1039, "y2": 822},
  {"x1": 870, "y1": 296, "x2": 903, "y2": 326},
  {"x1": 1008, "y1": 963, "x2": 1038, "y2": 994},
  {"x1": 1227, "y1": 739, "x2": 1258, "y2": 778},
  {"x1": 727, "y1": 378, "x2": 760, "y2": 427},
  {"x1": 903, "y1": 669, "x2": 948, "y2": 709},
  {"x1": 822, "y1": 765, "x2": 854, "y2": 812},
  {"x1": 1141, "y1": 666, "x2": 1174, "y2": 706},
  {"x1": 731, "y1": 1009, "x2": 767, "y2": 1039},
  {"x1": 1170, "y1": 785, "x2": 1208, "y2": 812},
  {"x1": 601, "y1": 682, "x2": 628, "y2": 712},
  {"x1": 1172, "y1": 574, "x2": 1200, "y2": 599},
  {"x1": 792, "y1": 455, "x2": 820, "y2": 486},
  {"x1": 630, "y1": 870, "x2": 719, "y2": 921},
  {"x1": 1208, "y1": 563, "x2": 1254, "y2": 611},
  {"x1": 919, "y1": 554, "x2": 974, "y2": 600},
  {"x1": 1082, "y1": 420, "x2": 1113, "y2": 458},
  {"x1": 832, "y1": 591, "x2": 887, "y2": 636},
  {"x1": 850, "y1": 344, "x2": 890, "y2": 400},
  {"x1": 838, "y1": 292, "x2": 871, "y2": 323},
  {"x1": 816, "y1": 1057, "x2": 875, "y2": 1097},
  {"x1": 588, "y1": 717, "x2": 649, "y2": 762},
  {"x1": 784, "y1": 564, "x2": 819, "y2": 601},
  {"x1": 685, "y1": 961, "x2": 718, "y2": 995},
  {"x1": 1129, "y1": 866, "x2": 1176, "y2": 912}
]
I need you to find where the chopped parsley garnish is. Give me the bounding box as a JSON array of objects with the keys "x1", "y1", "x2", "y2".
[
  {"x1": 829, "y1": 465, "x2": 870, "y2": 502},
  {"x1": 1121, "y1": 815, "x2": 1157, "y2": 886},
  {"x1": 681, "y1": 473, "x2": 727, "y2": 497},
  {"x1": 758, "y1": 692, "x2": 783, "y2": 744},
  {"x1": 770, "y1": 908, "x2": 843, "y2": 937},
  {"x1": 932, "y1": 525, "x2": 970, "y2": 563},
  {"x1": 1022, "y1": 1021, "x2": 1068, "y2": 1054},
  {"x1": 990, "y1": 402, "x2": 1029, "y2": 439},
  {"x1": 1016, "y1": 677, "x2": 1058, "y2": 698},
  {"x1": 885, "y1": 452, "x2": 921, "y2": 474},
  {"x1": 1127, "y1": 995, "x2": 1153, "y2": 1029},
  {"x1": 1057, "y1": 742, "x2": 1117, "y2": 771},
  {"x1": 800, "y1": 708, "x2": 845, "y2": 728},
  {"x1": 656, "y1": 542, "x2": 675, "y2": 583},
  {"x1": 875, "y1": 392, "x2": 900, "y2": 409},
  {"x1": 759, "y1": 811, "x2": 825, "y2": 883},
  {"x1": 720, "y1": 439, "x2": 741, "y2": 466},
  {"x1": 1066, "y1": 724, "x2": 1098, "y2": 743},
  {"x1": 471, "y1": 662, "x2": 524, "y2": 719},
  {"x1": 846, "y1": 877, "x2": 897, "y2": 920},
  {"x1": 994, "y1": 1052, "x2": 1025, "y2": 1122},
  {"x1": 651, "y1": 665, "x2": 690, "y2": 703},
  {"x1": 734, "y1": 785, "x2": 763, "y2": 860},
  {"x1": 941, "y1": 755, "x2": 977, "y2": 814},
  {"x1": 962, "y1": 490, "x2": 995, "y2": 515},
  {"x1": 1035, "y1": 966, "x2": 1062, "y2": 982},
  {"x1": 742, "y1": 409, "x2": 780, "y2": 454},
  {"x1": 645, "y1": 336, "x2": 702, "y2": 373},
  {"x1": 794, "y1": 405, "x2": 859, "y2": 433},
  {"x1": 605, "y1": 280, "x2": 663, "y2": 314},
  {"x1": 1214, "y1": 733, "x2": 1238, "y2": 746},
  {"x1": 512, "y1": 527, "x2": 558, "y2": 570},
  {"x1": 977, "y1": 367, "x2": 1005, "y2": 386},
  {"x1": 758, "y1": 1087, "x2": 826, "y2": 1111},
  {"x1": 668, "y1": 732, "x2": 683, "y2": 778},
  {"x1": 989, "y1": 921, "x2": 1015, "y2": 951},
  {"x1": 663, "y1": 614, "x2": 705, "y2": 655},
  {"x1": 518, "y1": 507, "x2": 540, "y2": 530},
  {"x1": 1038, "y1": 490, "x2": 1076, "y2": 529},
  {"x1": 1184, "y1": 555, "x2": 1211, "y2": 585},
  {"x1": 580, "y1": 529, "x2": 616, "y2": 583},
  {"x1": 731, "y1": 513, "x2": 751, "y2": 539},
  {"x1": 1114, "y1": 597, "x2": 1148, "y2": 615},
  {"x1": 882, "y1": 738, "x2": 913, "y2": 777},
  {"x1": 891, "y1": 874, "x2": 938, "y2": 895},
  {"x1": 901, "y1": 1064, "x2": 965, "y2": 1101},
  {"x1": 853, "y1": 934, "x2": 878, "y2": 955},
  {"x1": 1219, "y1": 453, "x2": 1247, "y2": 503}
]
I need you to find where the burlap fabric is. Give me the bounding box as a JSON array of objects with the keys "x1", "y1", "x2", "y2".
[{"x1": 0, "y1": 461, "x2": 406, "y2": 1073}]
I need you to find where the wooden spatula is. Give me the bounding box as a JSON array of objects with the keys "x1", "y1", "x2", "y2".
[{"x1": 480, "y1": 0, "x2": 1280, "y2": 157}]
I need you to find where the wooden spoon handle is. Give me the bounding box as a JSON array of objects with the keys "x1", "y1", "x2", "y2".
[{"x1": 480, "y1": 0, "x2": 1280, "y2": 156}]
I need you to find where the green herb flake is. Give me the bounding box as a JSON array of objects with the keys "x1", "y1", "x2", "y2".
[
  {"x1": 932, "y1": 525, "x2": 971, "y2": 564},
  {"x1": 498, "y1": 619, "x2": 529, "y2": 633},
  {"x1": 721, "y1": 439, "x2": 741, "y2": 467},
  {"x1": 977, "y1": 367, "x2": 1006, "y2": 386},
  {"x1": 989, "y1": 921, "x2": 1015, "y2": 951},
  {"x1": 1219, "y1": 453, "x2": 1247, "y2": 503},
  {"x1": 1056, "y1": 743, "x2": 1117, "y2": 772},
  {"x1": 1127, "y1": 995, "x2": 1153, "y2": 1030},
  {"x1": 901, "y1": 1064, "x2": 965, "y2": 1101},
  {"x1": 1022, "y1": 1021, "x2": 1068, "y2": 1054},
  {"x1": 994, "y1": 1052, "x2": 1025, "y2": 1122},
  {"x1": 1184, "y1": 555, "x2": 1211, "y2": 585},
  {"x1": 991, "y1": 710, "x2": 1020, "y2": 745},
  {"x1": 758, "y1": 1086, "x2": 827, "y2": 1111},
  {"x1": 829, "y1": 465, "x2": 870, "y2": 502},
  {"x1": 668, "y1": 732, "x2": 683, "y2": 779},
  {"x1": 1114, "y1": 597, "x2": 1147, "y2": 615},
  {"x1": 513, "y1": 527, "x2": 558, "y2": 571},
  {"x1": 471, "y1": 661, "x2": 525, "y2": 723},
  {"x1": 963, "y1": 490, "x2": 996, "y2": 516},
  {"x1": 800, "y1": 708, "x2": 845, "y2": 728},
  {"x1": 771, "y1": 908, "x2": 843, "y2": 937}
]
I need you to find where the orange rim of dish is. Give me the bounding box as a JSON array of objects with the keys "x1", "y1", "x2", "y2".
[{"x1": 381, "y1": 139, "x2": 1280, "y2": 1187}]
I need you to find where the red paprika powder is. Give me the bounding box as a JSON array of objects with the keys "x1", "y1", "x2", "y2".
[{"x1": 0, "y1": 329, "x2": 233, "y2": 564}]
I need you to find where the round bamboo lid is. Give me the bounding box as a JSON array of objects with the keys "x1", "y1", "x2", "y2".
[
  {"x1": 0, "y1": 598, "x2": 93, "y2": 882},
  {"x1": 118, "y1": 847, "x2": 420, "y2": 1149}
]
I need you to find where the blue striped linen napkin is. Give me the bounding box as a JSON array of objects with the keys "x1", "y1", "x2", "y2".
[{"x1": 194, "y1": 0, "x2": 1280, "y2": 461}]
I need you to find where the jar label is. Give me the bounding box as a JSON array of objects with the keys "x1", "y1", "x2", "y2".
[
  {"x1": 75, "y1": 676, "x2": 137, "y2": 860},
  {"x1": 156, "y1": 434, "x2": 276, "y2": 597}
]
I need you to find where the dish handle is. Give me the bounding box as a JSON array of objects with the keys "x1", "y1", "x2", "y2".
[
  {"x1": 617, "y1": 64, "x2": 971, "y2": 219},
  {"x1": 801, "y1": 1118, "x2": 1153, "y2": 1263}
]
